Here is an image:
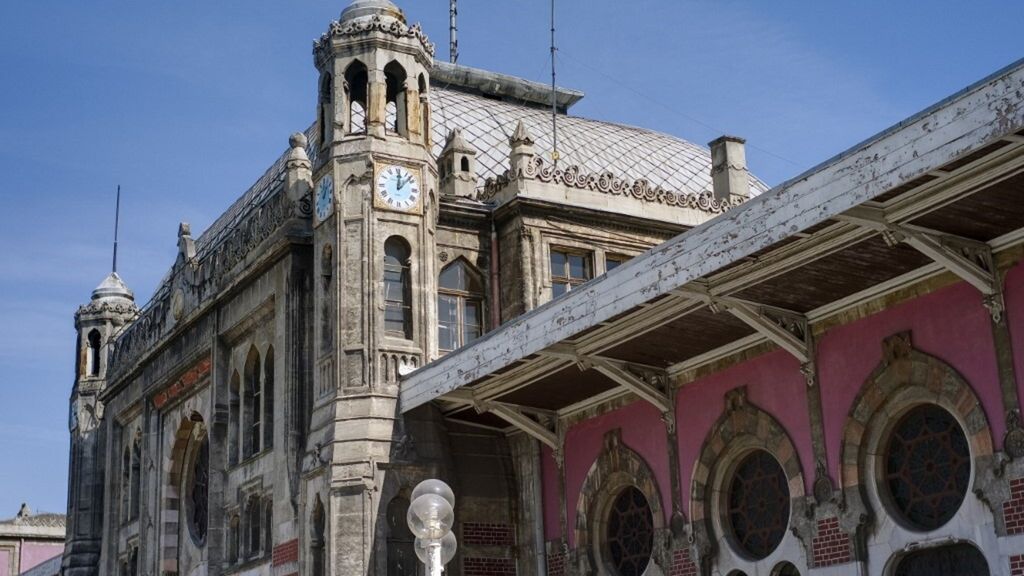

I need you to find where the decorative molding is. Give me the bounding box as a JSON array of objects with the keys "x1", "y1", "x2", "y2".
[
  {"x1": 482, "y1": 156, "x2": 744, "y2": 214},
  {"x1": 313, "y1": 15, "x2": 435, "y2": 61}
]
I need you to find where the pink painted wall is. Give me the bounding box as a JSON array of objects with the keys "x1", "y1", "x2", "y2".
[
  {"x1": 19, "y1": 542, "x2": 63, "y2": 573},
  {"x1": 818, "y1": 277, "x2": 1010, "y2": 481},
  {"x1": 676, "y1": 349, "x2": 813, "y2": 514},
  {"x1": 0, "y1": 548, "x2": 10, "y2": 576},
  {"x1": 1005, "y1": 261, "x2": 1024, "y2": 412},
  {"x1": 562, "y1": 401, "x2": 669, "y2": 548}
]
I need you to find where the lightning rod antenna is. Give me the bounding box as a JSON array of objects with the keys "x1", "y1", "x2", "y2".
[
  {"x1": 550, "y1": 0, "x2": 559, "y2": 166},
  {"x1": 449, "y1": 0, "x2": 458, "y2": 64},
  {"x1": 112, "y1": 185, "x2": 121, "y2": 274}
]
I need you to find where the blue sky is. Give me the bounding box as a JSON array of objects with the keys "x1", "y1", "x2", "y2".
[{"x1": 0, "y1": 0, "x2": 1021, "y2": 516}]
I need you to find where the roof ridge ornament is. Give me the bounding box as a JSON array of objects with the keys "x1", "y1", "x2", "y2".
[{"x1": 510, "y1": 120, "x2": 535, "y2": 147}]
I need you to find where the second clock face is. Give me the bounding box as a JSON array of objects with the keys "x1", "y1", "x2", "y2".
[
  {"x1": 315, "y1": 175, "x2": 334, "y2": 222},
  {"x1": 377, "y1": 165, "x2": 420, "y2": 211}
]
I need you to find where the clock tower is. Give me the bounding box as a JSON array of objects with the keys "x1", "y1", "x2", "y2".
[{"x1": 308, "y1": 1, "x2": 438, "y2": 574}]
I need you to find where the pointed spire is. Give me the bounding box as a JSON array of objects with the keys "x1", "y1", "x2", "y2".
[
  {"x1": 510, "y1": 120, "x2": 535, "y2": 147},
  {"x1": 442, "y1": 128, "x2": 474, "y2": 155}
]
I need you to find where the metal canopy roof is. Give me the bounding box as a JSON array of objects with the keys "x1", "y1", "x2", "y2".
[{"x1": 400, "y1": 59, "x2": 1024, "y2": 436}]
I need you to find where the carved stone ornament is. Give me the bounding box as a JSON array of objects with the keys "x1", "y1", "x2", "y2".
[
  {"x1": 881, "y1": 331, "x2": 913, "y2": 365},
  {"x1": 439, "y1": 250, "x2": 449, "y2": 263},
  {"x1": 1005, "y1": 409, "x2": 1024, "y2": 460},
  {"x1": 482, "y1": 156, "x2": 745, "y2": 214},
  {"x1": 170, "y1": 288, "x2": 185, "y2": 322},
  {"x1": 812, "y1": 459, "x2": 835, "y2": 505},
  {"x1": 313, "y1": 15, "x2": 435, "y2": 61}
]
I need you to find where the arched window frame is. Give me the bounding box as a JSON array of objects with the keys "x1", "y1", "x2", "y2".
[
  {"x1": 129, "y1": 433, "x2": 141, "y2": 520},
  {"x1": 345, "y1": 60, "x2": 368, "y2": 135},
  {"x1": 384, "y1": 60, "x2": 408, "y2": 137},
  {"x1": 87, "y1": 329, "x2": 102, "y2": 377},
  {"x1": 246, "y1": 494, "x2": 262, "y2": 559},
  {"x1": 311, "y1": 496, "x2": 326, "y2": 576},
  {"x1": 383, "y1": 237, "x2": 413, "y2": 340},
  {"x1": 243, "y1": 347, "x2": 262, "y2": 459},
  {"x1": 229, "y1": 370, "x2": 241, "y2": 465},
  {"x1": 263, "y1": 347, "x2": 274, "y2": 450},
  {"x1": 228, "y1": 513, "x2": 241, "y2": 564},
  {"x1": 438, "y1": 259, "x2": 484, "y2": 353}
]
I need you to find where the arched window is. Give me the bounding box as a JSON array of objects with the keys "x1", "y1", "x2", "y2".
[
  {"x1": 87, "y1": 329, "x2": 101, "y2": 377},
  {"x1": 187, "y1": 434, "x2": 209, "y2": 546},
  {"x1": 771, "y1": 562, "x2": 800, "y2": 576},
  {"x1": 121, "y1": 445, "x2": 131, "y2": 523},
  {"x1": 264, "y1": 499, "x2": 274, "y2": 557},
  {"x1": 246, "y1": 495, "x2": 262, "y2": 559},
  {"x1": 384, "y1": 237, "x2": 413, "y2": 339},
  {"x1": 893, "y1": 543, "x2": 989, "y2": 576},
  {"x1": 319, "y1": 72, "x2": 333, "y2": 146},
  {"x1": 884, "y1": 404, "x2": 969, "y2": 530},
  {"x1": 129, "y1": 546, "x2": 138, "y2": 576},
  {"x1": 311, "y1": 496, "x2": 326, "y2": 576},
  {"x1": 460, "y1": 156, "x2": 470, "y2": 173},
  {"x1": 263, "y1": 347, "x2": 274, "y2": 449},
  {"x1": 345, "y1": 61, "x2": 368, "y2": 135},
  {"x1": 384, "y1": 61, "x2": 408, "y2": 137},
  {"x1": 418, "y1": 74, "x2": 429, "y2": 145},
  {"x1": 129, "y1": 435, "x2": 141, "y2": 520},
  {"x1": 386, "y1": 496, "x2": 416, "y2": 576},
  {"x1": 605, "y1": 486, "x2": 653, "y2": 576},
  {"x1": 228, "y1": 514, "x2": 240, "y2": 563},
  {"x1": 243, "y1": 347, "x2": 261, "y2": 458},
  {"x1": 438, "y1": 260, "x2": 483, "y2": 352},
  {"x1": 229, "y1": 371, "x2": 240, "y2": 465},
  {"x1": 726, "y1": 450, "x2": 790, "y2": 560}
]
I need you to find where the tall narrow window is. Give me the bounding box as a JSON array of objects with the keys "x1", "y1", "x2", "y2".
[
  {"x1": 129, "y1": 435, "x2": 141, "y2": 520},
  {"x1": 345, "y1": 61, "x2": 368, "y2": 135},
  {"x1": 87, "y1": 329, "x2": 102, "y2": 377},
  {"x1": 263, "y1": 348, "x2": 274, "y2": 450},
  {"x1": 311, "y1": 497, "x2": 326, "y2": 576},
  {"x1": 121, "y1": 445, "x2": 131, "y2": 523},
  {"x1": 318, "y1": 73, "x2": 333, "y2": 147},
  {"x1": 229, "y1": 371, "x2": 240, "y2": 465},
  {"x1": 384, "y1": 61, "x2": 408, "y2": 137},
  {"x1": 384, "y1": 237, "x2": 413, "y2": 339},
  {"x1": 228, "y1": 515, "x2": 240, "y2": 563},
  {"x1": 605, "y1": 254, "x2": 628, "y2": 273},
  {"x1": 243, "y1": 347, "x2": 261, "y2": 458},
  {"x1": 438, "y1": 260, "x2": 484, "y2": 352},
  {"x1": 247, "y1": 496, "x2": 262, "y2": 559},
  {"x1": 264, "y1": 499, "x2": 274, "y2": 557},
  {"x1": 550, "y1": 248, "x2": 592, "y2": 297}
]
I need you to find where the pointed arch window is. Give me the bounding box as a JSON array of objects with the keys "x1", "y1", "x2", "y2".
[
  {"x1": 87, "y1": 329, "x2": 102, "y2": 377},
  {"x1": 384, "y1": 61, "x2": 408, "y2": 137},
  {"x1": 229, "y1": 371, "x2": 240, "y2": 465},
  {"x1": 129, "y1": 435, "x2": 141, "y2": 520},
  {"x1": 384, "y1": 237, "x2": 413, "y2": 339},
  {"x1": 345, "y1": 61, "x2": 368, "y2": 135},
  {"x1": 311, "y1": 496, "x2": 326, "y2": 576},
  {"x1": 438, "y1": 259, "x2": 483, "y2": 352},
  {"x1": 246, "y1": 495, "x2": 262, "y2": 559},
  {"x1": 121, "y1": 444, "x2": 131, "y2": 523},
  {"x1": 319, "y1": 72, "x2": 333, "y2": 147},
  {"x1": 263, "y1": 347, "x2": 274, "y2": 450},
  {"x1": 228, "y1": 514, "x2": 241, "y2": 563},
  {"x1": 243, "y1": 348, "x2": 262, "y2": 458}
]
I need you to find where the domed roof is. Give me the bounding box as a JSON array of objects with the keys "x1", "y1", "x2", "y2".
[
  {"x1": 429, "y1": 86, "x2": 768, "y2": 197},
  {"x1": 91, "y1": 272, "x2": 134, "y2": 303},
  {"x1": 340, "y1": 0, "x2": 404, "y2": 23}
]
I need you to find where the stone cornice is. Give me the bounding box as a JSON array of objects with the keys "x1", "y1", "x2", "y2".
[
  {"x1": 313, "y1": 15, "x2": 435, "y2": 63},
  {"x1": 482, "y1": 156, "x2": 745, "y2": 214}
]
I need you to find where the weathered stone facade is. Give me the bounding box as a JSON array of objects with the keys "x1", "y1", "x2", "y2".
[{"x1": 62, "y1": 2, "x2": 754, "y2": 576}]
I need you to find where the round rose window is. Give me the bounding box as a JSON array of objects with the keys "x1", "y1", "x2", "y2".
[
  {"x1": 606, "y1": 486, "x2": 653, "y2": 576},
  {"x1": 727, "y1": 450, "x2": 790, "y2": 559}
]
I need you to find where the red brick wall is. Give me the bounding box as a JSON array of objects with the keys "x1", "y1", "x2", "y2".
[
  {"x1": 272, "y1": 539, "x2": 299, "y2": 567},
  {"x1": 811, "y1": 517, "x2": 852, "y2": 567},
  {"x1": 1012, "y1": 554, "x2": 1024, "y2": 576},
  {"x1": 1004, "y1": 477, "x2": 1024, "y2": 535},
  {"x1": 669, "y1": 548, "x2": 697, "y2": 576},
  {"x1": 462, "y1": 522, "x2": 515, "y2": 547},
  {"x1": 463, "y1": 557, "x2": 516, "y2": 576}
]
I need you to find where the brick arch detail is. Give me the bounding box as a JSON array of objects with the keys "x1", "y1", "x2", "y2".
[
  {"x1": 838, "y1": 331, "x2": 995, "y2": 492},
  {"x1": 160, "y1": 412, "x2": 206, "y2": 576},
  {"x1": 574, "y1": 428, "x2": 668, "y2": 576}
]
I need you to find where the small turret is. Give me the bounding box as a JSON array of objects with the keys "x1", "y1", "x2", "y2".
[
  {"x1": 509, "y1": 120, "x2": 536, "y2": 175},
  {"x1": 439, "y1": 128, "x2": 477, "y2": 198}
]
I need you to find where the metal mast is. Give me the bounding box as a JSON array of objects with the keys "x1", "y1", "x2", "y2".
[
  {"x1": 449, "y1": 0, "x2": 458, "y2": 64},
  {"x1": 112, "y1": 184, "x2": 121, "y2": 274},
  {"x1": 550, "y1": 0, "x2": 559, "y2": 165}
]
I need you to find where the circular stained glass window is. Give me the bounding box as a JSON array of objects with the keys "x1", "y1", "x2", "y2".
[
  {"x1": 188, "y1": 436, "x2": 209, "y2": 545},
  {"x1": 727, "y1": 450, "x2": 790, "y2": 559},
  {"x1": 606, "y1": 486, "x2": 653, "y2": 576},
  {"x1": 884, "y1": 404, "x2": 970, "y2": 530}
]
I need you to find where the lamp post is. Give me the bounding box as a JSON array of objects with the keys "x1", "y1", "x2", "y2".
[{"x1": 407, "y1": 479, "x2": 457, "y2": 576}]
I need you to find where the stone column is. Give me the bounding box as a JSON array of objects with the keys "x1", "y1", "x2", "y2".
[{"x1": 367, "y1": 70, "x2": 387, "y2": 138}]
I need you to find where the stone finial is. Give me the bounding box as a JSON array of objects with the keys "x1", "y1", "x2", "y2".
[
  {"x1": 510, "y1": 120, "x2": 535, "y2": 147},
  {"x1": 441, "y1": 128, "x2": 474, "y2": 155},
  {"x1": 178, "y1": 221, "x2": 196, "y2": 263},
  {"x1": 440, "y1": 127, "x2": 477, "y2": 198},
  {"x1": 709, "y1": 135, "x2": 749, "y2": 201},
  {"x1": 285, "y1": 132, "x2": 313, "y2": 211},
  {"x1": 287, "y1": 132, "x2": 312, "y2": 170},
  {"x1": 16, "y1": 503, "x2": 31, "y2": 520}
]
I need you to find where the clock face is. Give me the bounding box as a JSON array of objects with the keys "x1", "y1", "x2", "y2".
[
  {"x1": 316, "y1": 175, "x2": 334, "y2": 222},
  {"x1": 376, "y1": 165, "x2": 421, "y2": 211}
]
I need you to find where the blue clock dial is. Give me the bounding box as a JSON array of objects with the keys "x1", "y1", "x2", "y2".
[
  {"x1": 377, "y1": 165, "x2": 420, "y2": 211},
  {"x1": 316, "y1": 175, "x2": 334, "y2": 222}
]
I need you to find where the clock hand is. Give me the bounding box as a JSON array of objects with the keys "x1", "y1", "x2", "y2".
[{"x1": 395, "y1": 175, "x2": 406, "y2": 190}]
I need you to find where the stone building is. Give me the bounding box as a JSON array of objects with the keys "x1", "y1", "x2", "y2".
[
  {"x1": 0, "y1": 505, "x2": 65, "y2": 576},
  {"x1": 62, "y1": 2, "x2": 1024, "y2": 576}
]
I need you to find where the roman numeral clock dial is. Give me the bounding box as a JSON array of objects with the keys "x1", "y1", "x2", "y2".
[{"x1": 376, "y1": 164, "x2": 421, "y2": 213}]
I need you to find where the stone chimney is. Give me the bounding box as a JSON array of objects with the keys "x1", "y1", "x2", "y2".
[{"x1": 709, "y1": 135, "x2": 749, "y2": 201}]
